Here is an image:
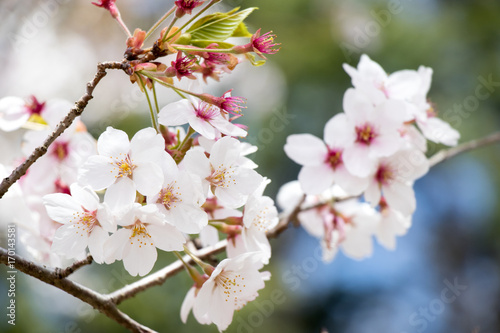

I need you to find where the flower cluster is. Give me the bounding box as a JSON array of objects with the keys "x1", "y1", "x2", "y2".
[
  {"x1": 282, "y1": 54, "x2": 460, "y2": 262},
  {"x1": 0, "y1": 2, "x2": 281, "y2": 331}
]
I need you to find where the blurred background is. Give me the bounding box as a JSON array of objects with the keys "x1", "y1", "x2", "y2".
[{"x1": 1, "y1": 0, "x2": 500, "y2": 332}]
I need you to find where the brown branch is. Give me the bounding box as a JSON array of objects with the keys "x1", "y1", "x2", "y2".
[
  {"x1": 54, "y1": 255, "x2": 93, "y2": 279},
  {"x1": 429, "y1": 131, "x2": 500, "y2": 167},
  {"x1": 0, "y1": 248, "x2": 156, "y2": 333},
  {"x1": 0, "y1": 61, "x2": 128, "y2": 199}
]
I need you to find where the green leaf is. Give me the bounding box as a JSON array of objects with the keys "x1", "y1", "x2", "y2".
[
  {"x1": 231, "y1": 22, "x2": 252, "y2": 38},
  {"x1": 187, "y1": 7, "x2": 257, "y2": 41},
  {"x1": 245, "y1": 53, "x2": 266, "y2": 66}
]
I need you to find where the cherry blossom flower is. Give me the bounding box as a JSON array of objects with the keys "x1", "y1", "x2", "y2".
[
  {"x1": 233, "y1": 29, "x2": 281, "y2": 59},
  {"x1": 192, "y1": 252, "x2": 268, "y2": 331},
  {"x1": 364, "y1": 148, "x2": 429, "y2": 216},
  {"x1": 158, "y1": 98, "x2": 246, "y2": 140},
  {"x1": 104, "y1": 204, "x2": 185, "y2": 276},
  {"x1": 23, "y1": 120, "x2": 97, "y2": 187},
  {"x1": 79, "y1": 127, "x2": 165, "y2": 209},
  {"x1": 0, "y1": 97, "x2": 71, "y2": 132},
  {"x1": 43, "y1": 184, "x2": 115, "y2": 263},
  {"x1": 341, "y1": 88, "x2": 410, "y2": 177},
  {"x1": 284, "y1": 113, "x2": 369, "y2": 195},
  {"x1": 199, "y1": 195, "x2": 243, "y2": 247},
  {"x1": 147, "y1": 152, "x2": 208, "y2": 234},
  {"x1": 182, "y1": 136, "x2": 263, "y2": 208}
]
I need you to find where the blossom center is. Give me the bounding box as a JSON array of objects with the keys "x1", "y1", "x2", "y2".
[
  {"x1": 71, "y1": 210, "x2": 98, "y2": 236},
  {"x1": 216, "y1": 271, "x2": 247, "y2": 309},
  {"x1": 113, "y1": 154, "x2": 136, "y2": 179},
  {"x1": 375, "y1": 164, "x2": 394, "y2": 185},
  {"x1": 129, "y1": 221, "x2": 153, "y2": 247},
  {"x1": 206, "y1": 165, "x2": 235, "y2": 188},
  {"x1": 326, "y1": 149, "x2": 343, "y2": 170},
  {"x1": 355, "y1": 124, "x2": 377, "y2": 145},
  {"x1": 52, "y1": 141, "x2": 69, "y2": 161},
  {"x1": 195, "y1": 102, "x2": 219, "y2": 120},
  {"x1": 157, "y1": 183, "x2": 182, "y2": 210}
]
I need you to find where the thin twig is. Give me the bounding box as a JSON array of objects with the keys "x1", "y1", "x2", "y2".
[
  {"x1": 0, "y1": 61, "x2": 128, "y2": 199},
  {"x1": 429, "y1": 131, "x2": 500, "y2": 167},
  {"x1": 54, "y1": 255, "x2": 93, "y2": 279}
]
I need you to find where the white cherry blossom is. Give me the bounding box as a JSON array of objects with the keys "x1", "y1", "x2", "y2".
[
  {"x1": 364, "y1": 148, "x2": 429, "y2": 216},
  {"x1": 284, "y1": 113, "x2": 369, "y2": 195},
  {"x1": 192, "y1": 252, "x2": 268, "y2": 331},
  {"x1": 79, "y1": 127, "x2": 165, "y2": 209},
  {"x1": 182, "y1": 136, "x2": 263, "y2": 208},
  {"x1": 43, "y1": 184, "x2": 115, "y2": 264},
  {"x1": 104, "y1": 204, "x2": 185, "y2": 276},
  {"x1": 158, "y1": 97, "x2": 246, "y2": 140}
]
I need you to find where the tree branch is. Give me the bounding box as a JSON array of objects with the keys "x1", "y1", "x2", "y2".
[
  {"x1": 0, "y1": 61, "x2": 128, "y2": 199},
  {"x1": 0, "y1": 248, "x2": 156, "y2": 333},
  {"x1": 429, "y1": 131, "x2": 500, "y2": 167}
]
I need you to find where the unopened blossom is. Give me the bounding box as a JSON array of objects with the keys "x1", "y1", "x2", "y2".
[
  {"x1": 104, "y1": 204, "x2": 185, "y2": 276},
  {"x1": 43, "y1": 184, "x2": 115, "y2": 263},
  {"x1": 182, "y1": 136, "x2": 263, "y2": 208},
  {"x1": 364, "y1": 148, "x2": 429, "y2": 216},
  {"x1": 192, "y1": 252, "x2": 268, "y2": 331},
  {"x1": 79, "y1": 127, "x2": 165, "y2": 209},
  {"x1": 147, "y1": 152, "x2": 208, "y2": 234},
  {"x1": 158, "y1": 97, "x2": 246, "y2": 140},
  {"x1": 341, "y1": 88, "x2": 410, "y2": 177},
  {"x1": 233, "y1": 29, "x2": 281, "y2": 59},
  {"x1": 92, "y1": 0, "x2": 119, "y2": 18},
  {"x1": 284, "y1": 113, "x2": 369, "y2": 195},
  {"x1": 175, "y1": 0, "x2": 205, "y2": 17}
]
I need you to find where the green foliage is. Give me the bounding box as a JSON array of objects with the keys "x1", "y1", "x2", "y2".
[{"x1": 187, "y1": 7, "x2": 257, "y2": 42}]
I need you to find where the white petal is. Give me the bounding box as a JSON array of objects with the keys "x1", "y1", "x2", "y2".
[
  {"x1": 298, "y1": 164, "x2": 335, "y2": 195},
  {"x1": 148, "y1": 223, "x2": 185, "y2": 252},
  {"x1": 104, "y1": 178, "x2": 137, "y2": 212},
  {"x1": 79, "y1": 155, "x2": 118, "y2": 190},
  {"x1": 133, "y1": 162, "x2": 164, "y2": 196},
  {"x1": 43, "y1": 193, "x2": 82, "y2": 224},
  {"x1": 343, "y1": 144, "x2": 377, "y2": 177},
  {"x1": 123, "y1": 240, "x2": 158, "y2": 276},
  {"x1": 383, "y1": 181, "x2": 416, "y2": 216},
  {"x1": 51, "y1": 224, "x2": 88, "y2": 259},
  {"x1": 103, "y1": 228, "x2": 130, "y2": 264},
  {"x1": 87, "y1": 226, "x2": 109, "y2": 264},
  {"x1": 97, "y1": 127, "x2": 130, "y2": 157},
  {"x1": 69, "y1": 184, "x2": 99, "y2": 211},
  {"x1": 284, "y1": 134, "x2": 327, "y2": 166},
  {"x1": 158, "y1": 99, "x2": 192, "y2": 126},
  {"x1": 323, "y1": 113, "x2": 354, "y2": 147},
  {"x1": 189, "y1": 116, "x2": 217, "y2": 140}
]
